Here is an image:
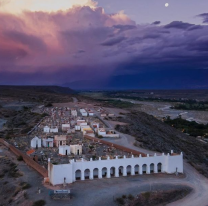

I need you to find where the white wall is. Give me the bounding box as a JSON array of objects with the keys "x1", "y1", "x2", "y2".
[{"x1": 49, "y1": 152, "x2": 183, "y2": 185}]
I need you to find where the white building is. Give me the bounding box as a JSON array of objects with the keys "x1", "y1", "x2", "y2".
[
  {"x1": 50, "y1": 127, "x2": 59, "y2": 133},
  {"x1": 80, "y1": 109, "x2": 88, "y2": 117},
  {"x1": 71, "y1": 109, "x2": 77, "y2": 117},
  {"x1": 88, "y1": 111, "x2": 94, "y2": 116},
  {"x1": 42, "y1": 138, "x2": 54, "y2": 148},
  {"x1": 62, "y1": 124, "x2": 70, "y2": 132},
  {"x1": 31, "y1": 136, "x2": 41, "y2": 148},
  {"x1": 70, "y1": 145, "x2": 82, "y2": 155},
  {"x1": 43, "y1": 126, "x2": 50, "y2": 133},
  {"x1": 98, "y1": 129, "x2": 119, "y2": 138},
  {"x1": 48, "y1": 151, "x2": 183, "y2": 185},
  {"x1": 59, "y1": 145, "x2": 70, "y2": 156}
]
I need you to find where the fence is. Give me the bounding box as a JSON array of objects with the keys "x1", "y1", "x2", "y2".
[
  {"x1": 84, "y1": 135, "x2": 146, "y2": 157},
  {"x1": 0, "y1": 138, "x2": 48, "y2": 177}
]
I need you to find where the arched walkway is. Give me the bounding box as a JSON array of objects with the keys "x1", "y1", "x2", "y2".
[
  {"x1": 102, "y1": 167, "x2": 107, "y2": 178},
  {"x1": 93, "y1": 168, "x2": 99, "y2": 178},
  {"x1": 110, "y1": 167, "x2": 115, "y2": 177},
  {"x1": 119, "y1": 166, "x2": 123, "y2": 176},
  {"x1": 84, "y1": 169, "x2": 90, "y2": 179},
  {"x1": 142, "y1": 164, "x2": 147, "y2": 174},
  {"x1": 75, "y1": 169, "x2": 81, "y2": 180},
  {"x1": 135, "y1": 165, "x2": 139, "y2": 174},
  {"x1": 127, "y1": 165, "x2": 131, "y2": 176},
  {"x1": 150, "y1": 163, "x2": 154, "y2": 173},
  {"x1": 157, "y1": 163, "x2": 162, "y2": 173}
]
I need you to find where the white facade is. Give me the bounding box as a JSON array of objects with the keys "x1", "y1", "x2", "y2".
[
  {"x1": 43, "y1": 126, "x2": 50, "y2": 133},
  {"x1": 80, "y1": 109, "x2": 88, "y2": 117},
  {"x1": 75, "y1": 125, "x2": 81, "y2": 131},
  {"x1": 50, "y1": 127, "x2": 59, "y2": 133},
  {"x1": 62, "y1": 124, "x2": 70, "y2": 132},
  {"x1": 89, "y1": 111, "x2": 94, "y2": 116},
  {"x1": 48, "y1": 152, "x2": 183, "y2": 185},
  {"x1": 31, "y1": 136, "x2": 41, "y2": 148},
  {"x1": 42, "y1": 138, "x2": 54, "y2": 148},
  {"x1": 59, "y1": 145, "x2": 70, "y2": 156},
  {"x1": 70, "y1": 145, "x2": 82, "y2": 155},
  {"x1": 81, "y1": 125, "x2": 91, "y2": 132},
  {"x1": 71, "y1": 109, "x2": 77, "y2": 117}
]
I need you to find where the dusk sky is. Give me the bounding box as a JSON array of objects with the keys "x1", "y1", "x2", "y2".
[{"x1": 0, "y1": 0, "x2": 208, "y2": 89}]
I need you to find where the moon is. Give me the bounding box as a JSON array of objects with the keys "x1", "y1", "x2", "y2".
[{"x1": 165, "y1": 3, "x2": 169, "y2": 7}]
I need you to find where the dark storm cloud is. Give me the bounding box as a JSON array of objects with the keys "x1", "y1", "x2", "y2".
[
  {"x1": 0, "y1": 5, "x2": 208, "y2": 88},
  {"x1": 164, "y1": 21, "x2": 194, "y2": 29},
  {"x1": 152, "y1": 21, "x2": 161, "y2": 25},
  {"x1": 197, "y1": 13, "x2": 208, "y2": 23},
  {"x1": 101, "y1": 36, "x2": 126, "y2": 46}
]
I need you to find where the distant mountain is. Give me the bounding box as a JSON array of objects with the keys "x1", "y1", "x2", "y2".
[
  {"x1": 63, "y1": 69, "x2": 208, "y2": 90},
  {"x1": 0, "y1": 85, "x2": 74, "y2": 94}
]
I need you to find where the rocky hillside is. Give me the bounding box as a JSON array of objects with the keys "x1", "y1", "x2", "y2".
[
  {"x1": 114, "y1": 111, "x2": 208, "y2": 177},
  {"x1": 0, "y1": 86, "x2": 75, "y2": 103}
]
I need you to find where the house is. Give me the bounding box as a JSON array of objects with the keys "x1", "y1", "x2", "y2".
[
  {"x1": 70, "y1": 145, "x2": 82, "y2": 155},
  {"x1": 31, "y1": 136, "x2": 41, "y2": 148},
  {"x1": 80, "y1": 109, "x2": 88, "y2": 117},
  {"x1": 59, "y1": 145, "x2": 70, "y2": 156},
  {"x1": 101, "y1": 113, "x2": 107, "y2": 117},
  {"x1": 91, "y1": 122, "x2": 99, "y2": 132},
  {"x1": 108, "y1": 113, "x2": 115, "y2": 117},
  {"x1": 62, "y1": 124, "x2": 70, "y2": 132},
  {"x1": 83, "y1": 130, "x2": 95, "y2": 137},
  {"x1": 71, "y1": 109, "x2": 77, "y2": 117},
  {"x1": 81, "y1": 125, "x2": 91, "y2": 132},
  {"x1": 67, "y1": 128, "x2": 75, "y2": 134},
  {"x1": 98, "y1": 128, "x2": 106, "y2": 136},
  {"x1": 88, "y1": 110, "x2": 94, "y2": 116},
  {"x1": 43, "y1": 126, "x2": 50, "y2": 133},
  {"x1": 54, "y1": 135, "x2": 67, "y2": 147},
  {"x1": 98, "y1": 129, "x2": 119, "y2": 138},
  {"x1": 50, "y1": 127, "x2": 59, "y2": 133},
  {"x1": 42, "y1": 138, "x2": 54, "y2": 148}
]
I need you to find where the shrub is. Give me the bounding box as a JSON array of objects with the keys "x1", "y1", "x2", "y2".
[
  {"x1": 122, "y1": 195, "x2": 126, "y2": 199},
  {"x1": 32, "y1": 200, "x2": 46, "y2": 206},
  {"x1": 128, "y1": 194, "x2": 134, "y2": 200},
  {"x1": 17, "y1": 155, "x2": 23, "y2": 161},
  {"x1": 116, "y1": 197, "x2": 125, "y2": 205},
  {"x1": 20, "y1": 182, "x2": 31, "y2": 190}
]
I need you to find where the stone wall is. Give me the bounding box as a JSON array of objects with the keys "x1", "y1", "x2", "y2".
[{"x1": 0, "y1": 138, "x2": 48, "y2": 177}]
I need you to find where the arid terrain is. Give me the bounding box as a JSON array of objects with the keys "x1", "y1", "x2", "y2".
[{"x1": 1, "y1": 87, "x2": 208, "y2": 206}]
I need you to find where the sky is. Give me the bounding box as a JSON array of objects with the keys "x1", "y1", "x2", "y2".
[{"x1": 0, "y1": 0, "x2": 208, "y2": 89}]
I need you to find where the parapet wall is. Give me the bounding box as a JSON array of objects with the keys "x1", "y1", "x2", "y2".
[
  {"x1": 49, "y1": 152, "x2": 183, "y2": 185},
  {"x1": 0, "y1": 138, "x2": 48, "y2": 177}
]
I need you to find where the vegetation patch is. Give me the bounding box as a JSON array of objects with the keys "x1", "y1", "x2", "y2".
[
  {"x1": 32, "y1": 200, "x2": 46, "y2": 206},
  {"x1": 116, "y1": 188, "x2": 192, "y2": 206}
]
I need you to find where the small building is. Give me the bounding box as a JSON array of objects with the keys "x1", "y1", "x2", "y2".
[
  {"x1": 70, "y1": 145, "x2": 82, "y2": 155},
  {"x1": 59, "y1": 145, "x2": 70, "y2": 156},
  {"x1": 80, "y1": 109, "x2": 88, "y2": 117},
  {"x1": 54, "y1": 135, "x2": 67, "y2": 147},
  {"x1": 71, "y1": 109, "x2": 77, "y2": 117},
  {"x1": 43, "y1": 126, "x2": 50, "y2": 133},
  {"x1": 98, "y1": 128, "x2": 106, "y2": 136},
  {"x1": 88, "y1": 110, "x2": 94, "y2": 116},
  {"x1": 31, "y1": 136, "x2": 41, "y2": 148},
  {"x1": 75, "y1": 125, "x2": 81, "y2": 131},
  {"x1": 101, "y1": 113, "x2": 107, "y2": 117},
  {"x1": 81, "y1": 125, "x2": 91, "y2": 132},
  {"x1": 83, "y1": 130, "x2": 95, "y2": 137},
  {"x1": 67, "y1": 128, "x2": 75, "y2": 134},
  {"x1": 62, "y1": 124, "x2": 70, "y2": 132},
  {"x1": 50, "y1": 127, "x2": 59, "y2": 133},
  {"x1": 43, "y1": 138, "x2": 54, "y2": 148}
]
